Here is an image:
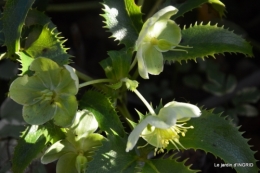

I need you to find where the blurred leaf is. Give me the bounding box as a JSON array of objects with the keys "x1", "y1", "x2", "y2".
[
  {"x1": 0, "y1": 124, "x2": 25, "y2": 138},
  {"x1": 232, "y1": 87, "x2": 260, "y2": 105},
  {"x1": 0, "y1": 98, "x2": 23, "y2": 122},
  {"x1": 0, "y1": 161, "x2": 12, "y2": 173},
  {"x1": 0, "y1": 59, "x2": 18, "y2": 79},
  {"x1": 235, "y1": 104, "x2": 258, "y2": 117},
  {"x1": 164, "y1": 23, "x2": 253, "y2": 63}
]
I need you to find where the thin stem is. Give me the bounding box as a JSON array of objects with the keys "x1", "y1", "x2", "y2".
[
  {"x1": 133, "y1": 89, "x2": 156, "y2": 115},
  {"x1": 79, "y1": 79, "x2": 113, "y2": 88},
  {"x1": 76, "y1": 70, "x2": 92, "y2": 81},
  {"x1": 129, "y1": 56, "x2": 137, "y2": 72}
]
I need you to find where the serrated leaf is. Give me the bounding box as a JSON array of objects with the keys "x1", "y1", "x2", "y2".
[
  {"x1": 25, "y1": 25, "x2": 71, "y2": 65},
  {"x1": 79, "y1": 90, "x2": 125, "y2": 137},
  {"x1": 173, "y1": 0, "x2": 225, "y2": 19},
  {"x1": 12, "y1": 125, "x2": 46, "y2": 173},
  {"x1": 42, "y1": 122, "x2": 66, "y2": 144},
  {"x1": 101, "y1": 0, "x2": 143, "y2": 47},
  {"x1": 164, "y1": 23, "x2": 253, "y2": 63},
  {"x1": 25, "y1": 9, "x2": 56, "y2": 30},
  {"x1": 1, "y1": 0, "x2": 35, "y2": 59},
  {"x1": 87, "y1": 133, "x2": 196, "y2": 173},
  {"x1": 18, "y1": 51, "x2": 34, "y2": 75},
  {"x1": 178, "y1": 109, "x2": 259, "y2": 173},
  {"x1": 143, "y1": 158, "x2": 197, "y2": 173},
  {"x1": 87, "y1": 134, "x2": 138, "y2": 173},
  {"x1": 100, "y1": 49, "x2": 132, "y2": 81}
]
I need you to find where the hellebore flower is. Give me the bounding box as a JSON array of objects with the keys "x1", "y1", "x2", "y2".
[
  {"x1": 126, "y1": 101, "x2": 201, "y2": 154},
  {"x1": 41, "y1": 109, "x2": 104, "y2": 173},
  {"x1": 9, "y1": 57, "x2": 79, "y2": 127},
  {"x1": 135, "y1": 6, "x2": 184, "y2": 79}
]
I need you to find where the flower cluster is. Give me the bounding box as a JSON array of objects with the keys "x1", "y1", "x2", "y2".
[
  {"x1": 41, "y1": 109, "x2": 104, "y2": 173},
  {"x1": 9, "y1": 57, "x2": 79, "y2": 127}
]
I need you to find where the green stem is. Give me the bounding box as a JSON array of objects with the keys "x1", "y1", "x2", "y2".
[
  {"x1": 129, "y1": 56, "x2": 137, "y2": 72},
  {"x1": 133, "y1": 89, "x2": 155, "y2": 115},
  {"x1": 76, "y1": 70, "x2": 92, "y2": 81},
  {"x1": 79, "y1": 79, "x2": 113, "y2": 88}
]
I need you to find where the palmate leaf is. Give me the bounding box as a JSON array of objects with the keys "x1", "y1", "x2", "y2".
[
  {"x1": 101, "y1": 0, "x2": 143, "y2": 47},
  {"x1": 1, "y1": 0, "x2": 35, "y2": 59},
  {"x1": 25, "y1": 25, "x2": 71, "y2": 65},
  {"x1": 173, "y1": 0, "x2": 225, "y2": 19},
  {"x1": 79, "y1": 90, "x2": 125, "y2": 137},
  {"x1": 164, "y1": 23, "x2": 253, "y2": 63},
  {"x1": 87, "y1": 133, "x2": 197, "y2": 173},
  {"x1": 174, "y1": 109, "x2": 259, "y2": 173}
]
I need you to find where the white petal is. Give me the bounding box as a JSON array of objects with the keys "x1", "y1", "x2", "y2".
[
  {"x1": 136, "y1": 43, "x2": 149, "y2": 79},
  {"x1": 163, "y1": 101, "x2": 201, "y2": 119},
  {"x1": 126, "y1": 116, "x2": 171, "y2": 152}
]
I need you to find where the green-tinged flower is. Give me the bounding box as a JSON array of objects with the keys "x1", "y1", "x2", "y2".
[
  {"x1": 9, "y1": 57, "x2": 79, "y2": 127},
  {"x1": 41, "y1": 109, "x2": 104, "y2": 173},
  {"x1": 135, "y1": 6, "x2": 184, "y2": 79},
  {"x1": 126, "y1": 101, "x2": 201, "y2": 154}
]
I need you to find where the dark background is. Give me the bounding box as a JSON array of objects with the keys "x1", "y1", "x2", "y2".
[{"x1": 0, "y1": 0, "x2": 260, "y2": 172}]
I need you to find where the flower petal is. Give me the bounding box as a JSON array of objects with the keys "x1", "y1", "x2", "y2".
[
  {"x1": 23, "y1": 100, "x2": 56, "y2": 125},
  {"x1": 64, "y1": 65, "x2": 79, "y2": 91},
  {"x1": 56, "y1": 152, "x2": 78, "y2": 173},
  {"x1": 136, "y1": 43, "x2": 149, "y2": 79},
  {"x1": 53, "y1": 94, "x2": 78, "y2": 127},
  {"x1": 9, "y1": 75, "x2": 46, "y2": 105},
  {"x1": 160, "y1": 101, "x2": 201, "y2": 123},
  {"x1": 41, "y1": 139, "x2": 76, "y2": 164},
  {"x1": 126, "y1": 115, "x2": 171, "y2": 152},
  {"x1": 135, "y1": 6, "x2": 178, "y2": 50},
  {"x1": 80, "y1": 133, "x2": 104, "y2": 152},
  {"x1": 143, "y1": 44, "x2": 163, "y2": 75}
]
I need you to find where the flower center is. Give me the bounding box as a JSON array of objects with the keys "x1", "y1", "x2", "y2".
[
  {"x1": 141, "y1": 121, "x2": 194, "y2": 155},
  {"x1": 40, "y1": 89, "x2": 56, "y2": 103}
]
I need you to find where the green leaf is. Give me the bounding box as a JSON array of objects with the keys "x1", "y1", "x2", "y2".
[
  {"x1": 25, "y1": 9, "x2": 57, "y2": 30},
  {"x1": 87, "y1": 134, "x2": 138, "y2": 173},
  {"x1": 79, "y1": 90, "x2": 125, "y2": 137},
  {"x1": 179, "y1": 109, "x2": 259, "y2": 173},
  {"x1": 101, "y1": 0, "x2": 143, "y2": 47},
  {"x1": 1, "y1": 0, "x2": 35, "y2": 59},
  {"x1": 164, "y1": 23, "x2": 253, "y2": 63},
  {"x1": 12, "y1": 125, "x2": 46, "y2": 173},
  {"x1": 42, "y1": 122, "x2": 66, "y2": 144},
  {"x1": 173, "y1": 0, "x2": 225, "y2": 19},
  {"x1": 25, "y1": 25, "x2": 71, "y2": 65},
  {"x1": 87, "y1": 133, "x2": 196, "y2": 173},
  {"x1": 18, "y1": 51, "x2": 34, "y2": 75},
  {"x1": 143, "y1": 158, "x2": 197, "y2": 173},
  {"x1": 100, "y1": 49, "x2": 132, "y2": 81}
]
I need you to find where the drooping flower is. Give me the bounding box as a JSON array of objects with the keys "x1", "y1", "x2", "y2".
[
  {"x1": 126, "y1": 101, "x2": 201, "y2": 154},
  {"x1": 41, "y1": 109, "x2": 104, "y2": 173},
  {"x1": 9, "y1": 57, "x2": 79, "y2": 127},
  {"x1": 135, "y1": 6, "x2": 185, "y2": 79}
]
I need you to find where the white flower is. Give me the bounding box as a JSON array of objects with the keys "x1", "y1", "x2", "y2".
[
  {"x1": 135, "y1": 6, "x2": 182, "y2": 79},
  {"x1": 126, "y1": 101, "x2": 201, "y2": 154}
]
